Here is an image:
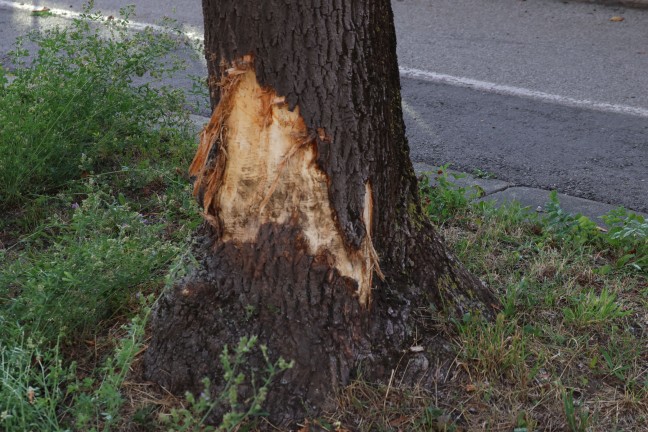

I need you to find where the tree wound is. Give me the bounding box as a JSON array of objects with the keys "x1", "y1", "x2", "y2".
[{"x1": 190, "y1": 57, "x2": 381, "y2": 305}]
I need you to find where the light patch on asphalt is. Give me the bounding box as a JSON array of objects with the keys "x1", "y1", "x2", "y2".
[
  {"x1": 3, "y1": 0, "x2": 647, "y2": 120},
  {"x1": 401, "y1": 99, "x2": 441, "y2": 147},
  {"x1": 399, "y1": 67, "x2": 648, "y2": 119}
]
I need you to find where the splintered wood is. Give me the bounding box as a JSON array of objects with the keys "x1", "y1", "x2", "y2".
[{"x1": 190, "y1": 57, "x2": 380, "y2": 305}]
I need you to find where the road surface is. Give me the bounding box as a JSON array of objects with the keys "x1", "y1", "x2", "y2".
[{"x1": 1, "y1": 0, "x2": 646, "y2": 212}]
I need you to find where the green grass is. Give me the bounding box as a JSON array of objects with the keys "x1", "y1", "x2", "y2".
[
  {"x1": 323, "y1": 175, "x2": 646, "y2": 431},
  {"x1": 283, "y1": 178, "x2": 647, "y2": 432},
  {"x1": 1, "y1": 3, "x2": 646, "y2": 430},
  {"x1": 0, "y1": 5, "x2": 293, "y2": 431}
]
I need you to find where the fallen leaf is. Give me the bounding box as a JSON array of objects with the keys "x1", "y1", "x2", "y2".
[
  {"x1": 609, "y1": 16, "x2": 625, "y2": 22},
  {"x1": 466, "y1": 383, "x2": 477, "y2": 392},
  {"x1": 389, "y1": 415, "x2": 409, "y2": 427},
  {"x1": 32, "y1": 7, "x2": 52, "y2": 17}
]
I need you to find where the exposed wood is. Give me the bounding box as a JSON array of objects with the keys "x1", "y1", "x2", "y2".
[{"x1": 190, "y1": 58, "x2": 380, "y2": 304}]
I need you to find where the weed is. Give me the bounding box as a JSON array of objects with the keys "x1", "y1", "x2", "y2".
[
  {"x1": 563, "y1": 390, "x2": 590, "y2": 432},
  {"x1": 68, "y1": 296, "x2": 153, "y2": 430},
  {"x1": 603, "y1": 208, "x2": 648, "y2": 271},
  {"x1": 455, "y1": 313, "x2": 528, "y2": 381},
  {"x1": 543, "y1": 192, "x2": 647, "y2": 273},
  {"x1": 419, "y1": 164, "x2": 478, "y2": 225},
  {"x1": 472, "y1": 168, "x2": 497, "y2": 179},
  {"x1": 0, "y1": 1, "x2": 192, "y2": 207},
  {"x1": 0, "y1": 331, "x2": 70, "y2": 431},
  {"x1": 562, "y1": 288, "x2": 630, "y2": 327},
  {"x1": 0, "y1": 181, "x2": 182, "y2": 342},
  {"x1": 544, "y1": 191, "x2": 600, "y2": 246},
  {"x1": 160, "y1": 336, "x2": 294, "y2": 431}
]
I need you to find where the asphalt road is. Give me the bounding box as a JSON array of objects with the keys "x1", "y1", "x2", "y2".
[{"x1": 1, "y1": 0, "x2": 647, "y2": 212}]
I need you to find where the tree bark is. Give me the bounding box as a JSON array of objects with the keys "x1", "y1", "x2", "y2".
[{"x1": 144, "y1": 0, "x2": 498, "y2": 427}]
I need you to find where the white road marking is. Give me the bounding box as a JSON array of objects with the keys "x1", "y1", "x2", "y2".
[
  {"x1": 399, "y1": 67, "x2": 648, "y2": 119},
  {"x1": 3, "y1": 0, "x2": 648, "y2": 119}
]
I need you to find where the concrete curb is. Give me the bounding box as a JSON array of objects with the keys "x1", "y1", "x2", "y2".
[
  {"x1": 191, "y1": 117, "x2": 647, "y2": 227},
  {"x1": 410, "y1": 163, "x2": 648, "y2": 227},
  {"x1": 562, "y1": 0, "x2": 648, "y2": 9}
]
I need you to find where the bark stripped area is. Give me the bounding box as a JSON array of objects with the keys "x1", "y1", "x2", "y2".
[{"x1": 189, "y1": 56, "x2": 380, "y2": 304}]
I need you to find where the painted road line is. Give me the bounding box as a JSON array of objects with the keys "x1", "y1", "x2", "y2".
[
  {"x1": 399, "y1": 67, "x2": 648, "y2": 119},
  {"x1": 3, "y1": 0, "x2": 648, "y2": 119}
]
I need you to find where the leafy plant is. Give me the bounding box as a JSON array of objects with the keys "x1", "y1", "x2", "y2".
[
  {"x1": 543, "y1": 191, "x2": 599, "y2": 245},
  {"x1": 0, "y1": 1, "x2": 191, "y2": 207},
  {"x1": 161, "y1": 336, "x2": 294, "y2": 431},
  {"x1": 602, "y1": 208, "x2": 648, "y2": 271},
  {"x1": 419, "y1": 165, "x2": 479, "y2": 225},
  {"x1": 544, "y1": 192, "x2": 647, "y2": 273},
  {"x1": 563, "y1": 390, "x2": 589, "y2": 432},
  {"x1": 0, "y1": 181, "x2": 181, "y2": 342},
  {"x1": 472, "y1": 168, "x2": 496, "y2": 179}
]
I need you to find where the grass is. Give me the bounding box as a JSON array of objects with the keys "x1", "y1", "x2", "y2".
[
  {"x1": 0, "y1": 5, "x2": 291, "y2": 431},
  {"x1": 317, "y1": 176, "x2": 647, "y2": 431},
  {"x1": 1, "y1": 3, "x2": 646, "y2": 431}
]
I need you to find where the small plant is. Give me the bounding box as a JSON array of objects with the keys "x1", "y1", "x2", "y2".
[
  {"x1": 602, "y1": 208, "x2": 648, "y2": 271},
  {"x1": 562, "y1": 288, "x2": 630, "y2": 327},
  {"x1": 0, "y1": 1, "x2": 192, "y2": 207},
  {"x1": 161, "y1": 336, "x2": 293, "y2": 431},
  {"x1": 544, "y1": 191, "x2": 599, "y2": 245},
  {"x1": 454, "y1": 313, "x2": 528, "y2": 380},
  {"x1": 544, "y1": 193, "x2": 647, "y2": 273},
  {"x1": 563, "y1": 390, "x2": 589, "y2": 432},
  {"x1": 415, "y1": 405, "x2": 456, "y2": 431},
  {"x1": 419, "y1": 165, "x2": 478, "y2": 225},
  {"x1": 472, "y1": 168, "x2": 496, "y2": 179}
]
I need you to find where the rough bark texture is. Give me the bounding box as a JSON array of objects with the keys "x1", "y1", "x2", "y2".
[{"x1": 144, "y1": 0, "x2": 499, "y2": 427}]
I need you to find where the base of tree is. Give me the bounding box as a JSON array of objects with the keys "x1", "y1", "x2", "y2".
[{"x1": 144, "y1": 223, "x2": 497, "y2": 427}]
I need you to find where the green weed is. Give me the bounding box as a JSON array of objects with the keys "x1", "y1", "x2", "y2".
[
  {"x1": 603, "y1": 208, "x2": 648, "y2": 271},
  {"x1": 159, "y1": 336, "x2": 294, "y2": 431},
  {"x1": 0, "y1": 2, "x2": 192, "y2": 208},
  {"x1": 562, "y1": 288, "x2": 630, "y2": 327},
  {"x1": 0, "y1": 332, "x2": 70, "y2": 431},
  {"x1": 544, "y1": 192, "x2": 647, "y2": 273},
  {"x1": 0, "y1": 181, "x2": 182, "y2": 342},
  {"x1": 455, "y1": 313, "x2": 528, "y2": 380},
  {"x1": 419, "y1": 165, "x2": 479, "y2": 225},
  {"x1": 563, "y1": 390, "x2": 590, "y2": 432}
]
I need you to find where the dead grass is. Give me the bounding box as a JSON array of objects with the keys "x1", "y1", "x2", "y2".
[{"x1": 310, "y1": 205, "x2": 647, "y2": 431}]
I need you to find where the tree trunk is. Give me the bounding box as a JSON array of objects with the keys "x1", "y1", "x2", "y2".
[{"x1": 144, "y1": 0, "x2": 498, "y2": 427}]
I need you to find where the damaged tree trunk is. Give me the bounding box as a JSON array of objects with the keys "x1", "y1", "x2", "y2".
[{"x1": 145, "y1": 0, "x2": 499, "y2": 427}]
